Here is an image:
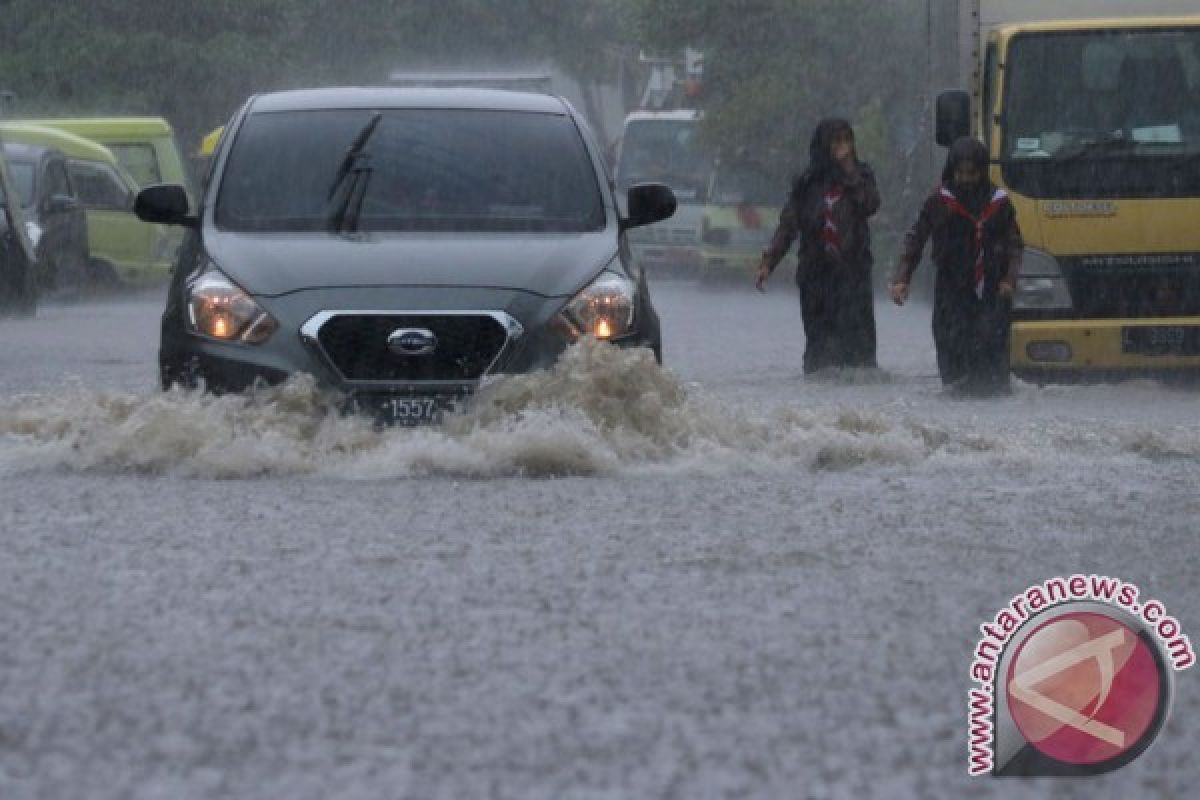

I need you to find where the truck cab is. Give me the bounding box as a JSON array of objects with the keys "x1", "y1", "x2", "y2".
[{"x1": 939, "y1": 5, "x2": 1200, "y2": 378}]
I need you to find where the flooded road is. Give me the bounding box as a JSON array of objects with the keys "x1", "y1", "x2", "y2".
[{"x1": 1, "y1": 281, "x2": 1197, "y2": 798}]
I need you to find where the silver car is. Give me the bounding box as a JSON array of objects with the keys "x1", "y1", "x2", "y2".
[{"x1": 136, "y1": 87, "x2": 676, "y2": 424}]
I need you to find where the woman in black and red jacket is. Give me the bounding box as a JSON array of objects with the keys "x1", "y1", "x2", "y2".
[
  {"x1": 891, "y1": 137, "x2": 1024, "y2": 395},
  {"x1": 756, "y1": 118, "x2": 881, "y2": 374}
]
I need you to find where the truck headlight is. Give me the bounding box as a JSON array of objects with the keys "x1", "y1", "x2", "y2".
[
  {"x1": 186, "y1": 263, "x2": 278, "y2": 344},
  {"x1": 1014, "y1": 248, "x2": 1072, "y2": 311},
  {"x1": 556, "y1": 270, "x2": 637, "y2": 341}
]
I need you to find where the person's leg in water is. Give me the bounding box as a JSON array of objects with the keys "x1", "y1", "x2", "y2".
[
  {"x1": 799, "y1": 270, "x2": 836, "y2": 374},
  {"x1": 836, "y1": 268, "x2": 878, "y2": 369},
  {"x1": 933, "y1": 297, "x2": 972, "y2": 392},
  {"x1": 965, "y1": 294, "x2": 1013, "y2": 395}
]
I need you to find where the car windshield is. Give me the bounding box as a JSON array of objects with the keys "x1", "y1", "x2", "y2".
[
  {"x1": 215, "y1": 108, "x2": 606, "y2": 233},
  {"x1": 0, "y1": 161, "x2": 35, "y2": 208},
  {"x1": 1004, "y1": 28, "x2": 1200, "y2": 161}
]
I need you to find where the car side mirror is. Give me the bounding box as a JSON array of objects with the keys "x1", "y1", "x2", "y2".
[
  {"x1": 936, "y1": 89, "x2": 972, "y2": 147},
  {"x1": 134, "y1": 184, "x2": 197, "y2": 227},
  {"x1": 43, "y1": 194, "x2": 79, "y2": 215},
  {"x1": 623, "y1": 182, "x2": 676, "y2": 230}
]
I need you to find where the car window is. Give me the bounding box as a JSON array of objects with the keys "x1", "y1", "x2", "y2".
[
  {"x1": 68, "y1": 160, "x2": 133, "y2": 210},
  {"x1": 216, "y1": 108, "x2": 606, "y2": 234},
  {"x1": 107, "y1": 143, "x2": 162, "y2": 186},
  {"x1": 3, "y1": 162, "x2": 35, "y2": 207},
  {"x1": 43, "y1": 160, "x2": 71, "y2": 200}
]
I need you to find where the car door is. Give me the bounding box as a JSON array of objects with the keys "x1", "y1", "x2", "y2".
[
  {"x1": 67, "y1": 159, "x2": 154, "y2": 281},
  {"x1": 39, "y1": 156, "x2": 88, "y2": 286}
]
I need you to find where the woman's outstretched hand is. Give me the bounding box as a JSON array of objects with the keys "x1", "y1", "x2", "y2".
[
  {"x1": 755, "y1": 262, "x2": 770, "y2": 292},
  {"x1": 890, "y1": 281, "x2": 909, "y2": 306}
]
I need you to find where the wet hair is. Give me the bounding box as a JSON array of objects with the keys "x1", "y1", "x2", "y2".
[
  {"x1": 941, "y1": 137, "x2": 989, "y2": 184},
  {"x1": 792, "y1": 118, "x2": 855, "y2": 197}
]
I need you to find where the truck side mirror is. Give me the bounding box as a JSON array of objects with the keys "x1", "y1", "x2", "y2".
[
  {"x1": 134, "y1": 184, "x2": 197, "y2": 228},
  {"x1": 936, "y1": 90, "x2": 972, "y2": 147},
  {"x1": 623, "y1": 182, "x2": 676, "y2": 230}
]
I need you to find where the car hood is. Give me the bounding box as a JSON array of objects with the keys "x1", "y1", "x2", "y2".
[{"x1": 204, "y1": 230, "x2": 618, "y2": 298}]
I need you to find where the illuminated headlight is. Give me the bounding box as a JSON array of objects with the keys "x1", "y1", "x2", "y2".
[
  {"x1": 1014, "y1": 248, "x2": 1072, "y2": 311},
  {"x1": 557, "y1": 270, "x2": 637, "y2": 341},
  {"x1": 185, "y1": 263, "x2": 278, "y2": 344}
]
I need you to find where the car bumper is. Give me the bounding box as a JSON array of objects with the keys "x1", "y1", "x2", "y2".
[
  {"x1": 161, "y1": 286, "x2": 660, "y2": 394},
  {"x1": 1012, "y1": 317, "x2": 1200, "y2": 373}
]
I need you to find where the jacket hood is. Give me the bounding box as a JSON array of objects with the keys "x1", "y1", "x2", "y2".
[
  {"x1": 203, "y1": 229, "x2": 618, "y2": 298},
  {"x1": 792, "y1": 117, "x2": 855, "y2": 197}
]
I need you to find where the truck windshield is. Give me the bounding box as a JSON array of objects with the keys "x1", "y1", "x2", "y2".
[
  {"x1": 216, "y1": 109, "x2": 605, "y2": 234},
  {"x1": 616, "y1": 119, "x2": 711, "y2": 202},
  {"x1": 1002, "y1": 28, "x2": 1200, "y2": 198}
]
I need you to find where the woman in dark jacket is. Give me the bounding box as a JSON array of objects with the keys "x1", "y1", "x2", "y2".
[
  {"x1": 756, "y1": 118, "x2": 881, "y2": 373},
  {"x1": 891, "y1": 137, "x2": 1023, "y2": 394}
]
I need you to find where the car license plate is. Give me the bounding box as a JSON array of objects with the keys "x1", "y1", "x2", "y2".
[
  {"x1": 353, "y1": 393, "x2": 469, "y2": 426},
  {"x1": 1121, "y1": 326, "x2": 1200, "y2": 356}
]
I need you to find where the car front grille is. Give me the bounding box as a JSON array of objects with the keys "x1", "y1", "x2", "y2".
[
  {"x1": 1062, "y1": 255, "x2": 1200, "y2": 319},
  {"x1": 304, "y1": 312, "x2": 518, "y2": 384}
]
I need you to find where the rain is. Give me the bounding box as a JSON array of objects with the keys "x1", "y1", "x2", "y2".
[{"x1": 1, "y1": 1, "x2": 1199, "y2": 797}]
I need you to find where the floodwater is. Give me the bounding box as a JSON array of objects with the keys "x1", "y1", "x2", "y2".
[{"x1": 1, "y1": 281, "x2": 1196, "y2": 798}]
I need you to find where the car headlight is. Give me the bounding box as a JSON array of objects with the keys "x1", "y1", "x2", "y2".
[
  {"x1": 556, "y1": 270, "x2": 637, "y2": 341},
  {"x1": 185, "y1": 263, "x2": 278, "y2": 344},
  {"x1": 1015, "y1": 248, "x2": 1073, "y2": 311}
]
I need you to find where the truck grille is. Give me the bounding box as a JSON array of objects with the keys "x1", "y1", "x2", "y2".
[
  {"x1": 306, "y1": 313, "x2": 516, "y2": 383},
  {"x1": 1062, "y1": 255, "x2": 1200, "y2": 319}
]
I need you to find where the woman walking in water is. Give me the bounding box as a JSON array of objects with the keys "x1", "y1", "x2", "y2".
[
  {"x1": 891, "y1": 137, "x2": 1023, "y2": 395},
  {"x1": 755, "y1": 118, "x2": 881, "y2": 373}
]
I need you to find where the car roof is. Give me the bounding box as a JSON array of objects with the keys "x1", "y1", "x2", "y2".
[
  {"x1": 247, "y1": 87, "x2": 570, "y2": 115},
  {"x1": 15, "y1": 117, "x2": 174, "y2": 137},
  {"x1": 1, "y1": 123, "x2": 119, "y2": 165}
]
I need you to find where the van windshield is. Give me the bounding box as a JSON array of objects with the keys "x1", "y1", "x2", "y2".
[
  {"x1": 709, "y1": 163, "x2": 782, "y2": 207},
  {"x1": 106, "y1": 143, "x2": 161, "y2": 187},
  {"x1": 616, "y1": 119, "x2": 710, "y2": 202},
  {"x1": 215, "y1": 109, "x2": 605, "y2": 234}
]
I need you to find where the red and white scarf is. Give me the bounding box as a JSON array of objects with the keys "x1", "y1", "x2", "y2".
[
  {"x1": 938, "y1": 186, "x2": 1008, "y2": 299},
  {"x1": 821, "y1": 185, "x2": 845, "y2": 260}
]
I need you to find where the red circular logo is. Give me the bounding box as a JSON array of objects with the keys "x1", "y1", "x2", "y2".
[{"x1": 1006, "y1": 612, "x2": 1164, "y2": 766}]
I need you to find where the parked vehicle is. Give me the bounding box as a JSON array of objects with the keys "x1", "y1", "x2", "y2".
[
  {"x1": 0, "y1": 123, "x2": 175, "y2": 287},
  {"x1": 698, "y1": 158, "x2": 785, "y2": 280},
  {"x1": 939, "y1": 0, "x2": 1200, "y2": 379},
  {"x1": 136, "y1": 87, "x2": 675, "y2": 425},
  {"x1": 0, "y1": 136, "x2": 39, "y2": 315},
  {"x1": 18, "y1": 117, "x2": 192, "y2": 198},
  {"x1": 1, "y1": 141, "x2": 88, "y2": 296},
  {"x1": 615, "y1": 109, "x2": 710, "y2": 276}
]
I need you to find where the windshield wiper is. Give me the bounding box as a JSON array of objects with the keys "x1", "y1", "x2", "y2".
[
  {"x1": 326, "y1": 111, "x2": 383, "y2": 233},
  {"x1": 1056, "y1": 130, "x2": 1139, "y2": 161}
]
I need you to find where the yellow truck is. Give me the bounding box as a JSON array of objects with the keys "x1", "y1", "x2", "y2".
[
  {"x1": 938, "y1": 0, "x2": 1200, "y2": 378},
  {"x1": 0, "y1": 123, "x2": 175, "y2": 286}
]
